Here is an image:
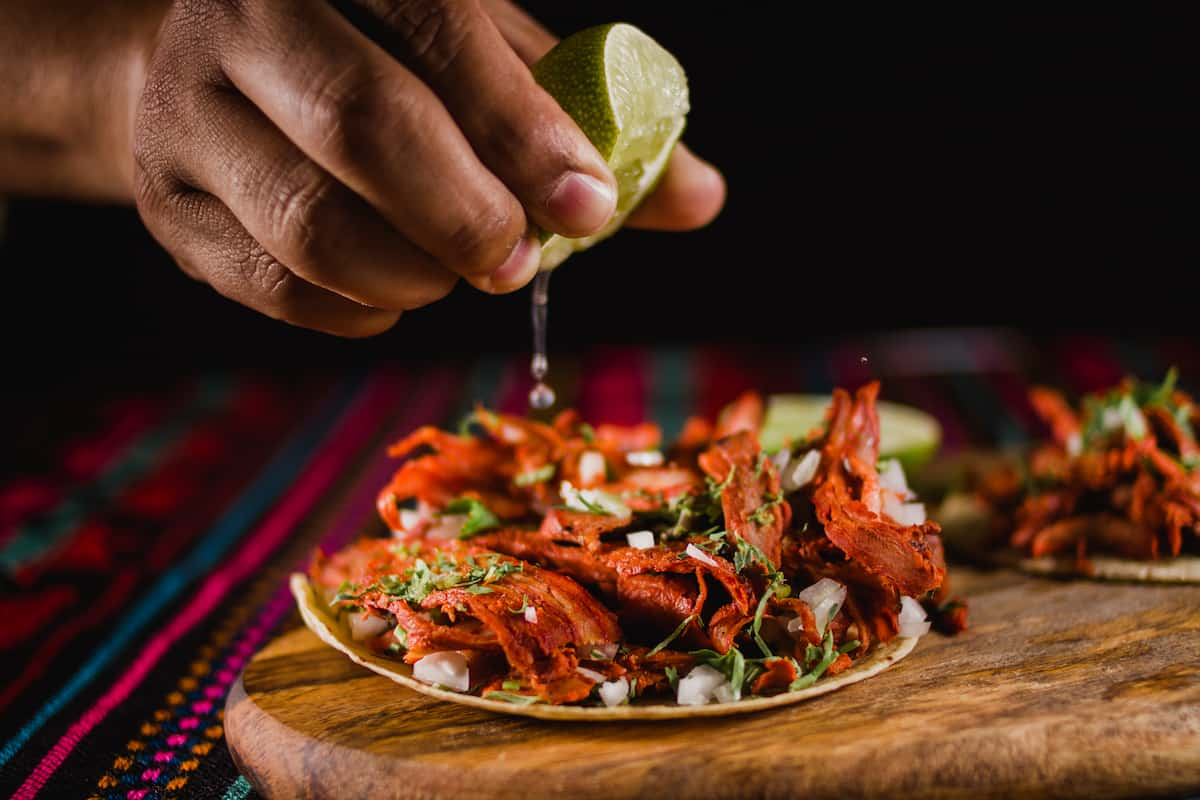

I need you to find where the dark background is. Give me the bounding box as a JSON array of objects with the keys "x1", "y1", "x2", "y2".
[{"x1": 3, "y1": 7, "x2": 1197, "y2": 372}]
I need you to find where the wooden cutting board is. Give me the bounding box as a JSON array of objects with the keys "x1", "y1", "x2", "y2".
[{"x1": 226, "y1": 569, "x2": 1200, "y2": 799}]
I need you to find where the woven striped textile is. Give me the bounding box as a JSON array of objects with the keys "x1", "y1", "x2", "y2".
[{"x1": 0, "y1": 331, "x2": 1194, "y2": 798}]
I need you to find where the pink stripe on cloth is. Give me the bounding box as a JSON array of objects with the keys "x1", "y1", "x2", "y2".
[
  {"x1": 315, "y1": 368, "x2": 459, "y2": 554},
  {"x1": 0, "y1": 399, "x2": 159, "y2": 548},
  {"x1": 13, "y1": 372, "x2": 407, "y2": 800},
  {"x1": 495, "y1": 355, "x2": 535, "y2": 416},
  {"x1": 84, "y1": 369, "x2": 461, "y2": 800},
  {"x1": 1055, "y1": 336, "x2": 1123, "y2": 394},
  {"x1": 576, "y1": 348, "x2": 648, "y2": 425},
  {"x1": 695, "y1": 346, "x2": 759, "y2": 422}
]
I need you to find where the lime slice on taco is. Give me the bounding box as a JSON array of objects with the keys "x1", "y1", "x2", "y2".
[{"x1": 761, "y1": 394, "x2": 942, "y2": 472}]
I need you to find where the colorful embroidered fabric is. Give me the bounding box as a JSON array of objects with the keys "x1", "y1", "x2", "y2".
[{"x1": 0, "y1": 335, "x2": 1192, "y2": 798}]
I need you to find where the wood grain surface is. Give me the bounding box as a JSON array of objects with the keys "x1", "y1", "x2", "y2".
[{"x1": 226, "y1": 569, "x2": 1200, "y2": 799}]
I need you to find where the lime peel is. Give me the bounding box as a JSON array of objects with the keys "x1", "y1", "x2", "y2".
[
  {"x1": 760, "y1": 394, "x2": 943, "y2": 472},
  {"x1": 533, "y1": 23, "x2": 689, "y2": 270}
]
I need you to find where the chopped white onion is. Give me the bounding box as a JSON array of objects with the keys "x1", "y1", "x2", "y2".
[
  {"x1": 560, "y1": 481, "x2": 630, "y2": 517},
  {"x1": 625, "y1": 530, "x2": 656, "y2": 549},
  {"x1": 348, "y1": 611, "x2": 389, "y2": 642},
  {"x1": 785, "y1": 616, "x2": 806, "y2": 638},
  {"x1": 498, "y1": 423, "x2": 525, "y2": 443},
  {"x1": 877, "y1": 459, "x2": 914, "y2": 499},
  {"x1": 770, "y1": 448, "x2": 792, "y2": 473},
  {"x1": 393, "y1": 500, "x2": 434, "y2": 537},
  {"x1": 625, "y1": 449, "x2": 664, "y2": 467},
  {"x1": 598, "y1": 677, "x2": 630, "y2": 707},
  {"x1": 882, "y1": 492, "x2": 927, "y2": 526},
  {"x1": 1101, "y1": 397, "x2": 1148, "y2": 440},
  {"x1": 425, "y1": 514, "x2": 466, "y2": 541},
  {"x1": 1066, "y1": 431, "x2": 1083, "y2": 458},
  {"x1": 796, "y1": 578, "x2": 847, "y2": 635},
  {"x1": 685, "y1": 543, "x2": 718, "y2": 568},
  {"x1": 898, "y1": 596, "x2": 931, "y2": 638},
  {"x1": 578, "y1": 450, "x2": 607, "y2": 486},
  {"x1": 524, "y1": 605, "x2": 539, "y2": 624},
  {"x1": 589, "y1": 643, "x2": 619, "y2": 660},
  {"x1": 675, "y1": 664, "x2": 728, "y2": 706},
  {"x1": 712, "y1": 682, "x2": 738, "y2": 704},
  {"x1": 576, "y1": 666, "x2": 607, "y2": 683},
  {"x1": 783, "y1": 450, "x2": 821, "y2": 492},
  {"x1": 412, "y1": 651, "x2": 470, "y2": 692}
]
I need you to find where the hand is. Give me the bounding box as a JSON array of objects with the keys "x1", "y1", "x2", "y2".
[{"x1": 132, "y1": 0, "x2": 726, "y2": 336}]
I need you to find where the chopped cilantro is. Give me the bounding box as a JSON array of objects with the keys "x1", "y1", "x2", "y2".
[
  {"x1": 509, "y1": 596, "x2": 530, "y2": 614},
  {"x1": 559, "y1": 482, "x2": 626, "y2": 515},
  {"x1": 789, "y1": 630, "x2": 840, "y2": 691},
  {"x1": 390, "y1": 541, "x2": 419, "y2": 558},
  {"x1": 456, "y1": 412, "x2": 478, "y2": 437},
  {"x1": 484, "y1": 691, "x2": 544, "y2": 705},
  {"x1": 1144, "y1": 367, "x2": 1197, "y2": 444},
  {"x1": 514, "y1": 464, "x2": 556, "y2": 487},
  {"x1": 441, "y1": 497, "x2": 501, "y2": 538},
  {"x1": 688, "y1": 537, "x2": 723, "y2": 555},
  {"x1": 747, "y1": 493, "x2": 783, "y2": 526},
  {"x1": 1118, "y1": 395, "x2": 1147, "y2": 440},
  {"x1": 706, "y1": 465, "x2": 736, "y2": 502},
  {"x1": 579, "y1": 423, "x2": 596, "y2": 444},
  {"x1": 331, "y1": 580, "x2": 363, "y2": 606},
  {"x1": 688, "y1": 646, "x2": 751, "y2": 701},
  {"x1": 749, "y1": 581, "x2": 790, "y2": 659},
  {"x1": 665, "y1": 666, "x2": 679, "y2": 691},
  {"x1": 377, "y1": 553, "x2": 522, "y2": 606},
  {"x1": 732, "y1": 536, "x2": 786, "y2": 588},
  {"x1": 572, "y1": 493, "x2": 612, "y2": 515},
  {"x1": 1142, "y1": 367, "x2": 1178, "y2": 406},
  {"x1": 501, "y1": 680, "x2": 522, "y2": 692},
  {"x1": 647, "y1": 614, "x2": 697, "y2": 656},
  {"x1": 393, "y1": 625, "x2": 408, "y2": 648}
]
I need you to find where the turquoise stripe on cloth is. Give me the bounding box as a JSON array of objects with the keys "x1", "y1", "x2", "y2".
[
  {"x1": 222, "y1": 775, "x2": 253, "y2": 800},
  {"x1": 650, "y1": 347, "x2": 692, "y2": 440},
  {"x1": 0, "y1": 376, "x2": 362, "y2": 769}
]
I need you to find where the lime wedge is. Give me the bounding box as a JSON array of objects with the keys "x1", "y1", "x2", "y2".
[
  {"x1": 533, "y1": 23, "x2": 689, "y2": 270},
  {"x1": 760, "y1": 394, "x2": 943, "y2": 472}
]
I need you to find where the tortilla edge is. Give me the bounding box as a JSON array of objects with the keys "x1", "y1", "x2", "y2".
[
  {"x1": 290, "y1": 572, "x2": 917, "y2": 721},
  {"x1": 1018, "y1": 555, "x2": 1200, "y2": 584}
]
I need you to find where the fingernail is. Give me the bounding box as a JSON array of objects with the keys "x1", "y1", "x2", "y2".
[
  {"x1": 547, "y1": 172, "x2": 617, "y2": 236},
  {"x1": 489, "y1": 234, "x2": 541, "y2": 292}
]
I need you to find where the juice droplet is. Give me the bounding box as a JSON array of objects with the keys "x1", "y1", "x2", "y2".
[
  {"x1": 529, "y1": 381, "x2": 556, "y2": 410},
  {"x1": 528, "y1": 271, "x2": 554, "y2": 412},
  {"x1": 860, "y1": 356, "x2": 869, "y2": 365},
  {"x1": 531, "y1": 353, "x2": 548, "y2": 381}
]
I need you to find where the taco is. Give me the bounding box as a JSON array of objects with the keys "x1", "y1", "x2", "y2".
[
  {"x1": 294, "y1": 382, "x2": 964, "y2": 718},
  {"x1": 969, "y1": 369, "x2": 1200, "y2": 582}
]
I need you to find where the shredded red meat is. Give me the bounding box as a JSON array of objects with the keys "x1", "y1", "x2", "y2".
[
  {"x1": 311, "y1": 382, "x2": 963, "y2": 706},
  {"x1": 978, "y1": 372, "x2": 1200, "y2": 569},
  {"x1": 699, "y1": 430, "x2": 789, "y2": 568},
  {"x1": 806, "y1": 384, "x2": 946, "y2": 596}
]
